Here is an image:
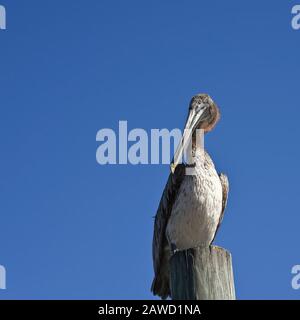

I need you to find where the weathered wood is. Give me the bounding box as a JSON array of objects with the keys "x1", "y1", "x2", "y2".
[{"x1": 170, "y1": 245, "x2": 235, "y2": 300}]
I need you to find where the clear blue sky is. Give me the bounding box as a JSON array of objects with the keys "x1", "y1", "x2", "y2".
[{"x1": 0, "y1": 0, "x2": 300, "y2": 299}]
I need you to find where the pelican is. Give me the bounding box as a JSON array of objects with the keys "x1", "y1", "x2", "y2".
[{"x1": 151, "y1": 94, "x2": 229, "y2": 299}]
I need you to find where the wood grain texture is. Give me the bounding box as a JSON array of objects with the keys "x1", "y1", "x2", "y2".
[{"x1": 170, "y1": 245, "x2": 235, "y2": 300}]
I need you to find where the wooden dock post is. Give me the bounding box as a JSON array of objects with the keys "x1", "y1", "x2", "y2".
[{"x1": 170, "y1": 245, "x2": 235, "y2": 300}]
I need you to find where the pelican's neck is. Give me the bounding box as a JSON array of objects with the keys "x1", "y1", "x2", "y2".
[{"x1": 185, "y1": 134, "x2": 205, "y2": 166}]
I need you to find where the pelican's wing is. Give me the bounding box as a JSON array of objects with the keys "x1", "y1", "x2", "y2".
[
  {"x1": 151, "y1": 164, "x2": 185, "y2": 299},
  {"x1": 211, "y1": 173, "x2": 229, "y2": 243}
]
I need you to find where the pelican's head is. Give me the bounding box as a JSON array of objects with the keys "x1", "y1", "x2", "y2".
[
  {"x1": 171, "y1": 94, "x2": 220, "y2": 173},
  {"x1": 187, "y1": 93, "x2": 220, "y2": 133}
]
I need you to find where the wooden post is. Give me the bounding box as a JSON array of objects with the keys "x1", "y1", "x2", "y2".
[{"x1": 170, "y1": 245, "x2": 235, "y2": 300}]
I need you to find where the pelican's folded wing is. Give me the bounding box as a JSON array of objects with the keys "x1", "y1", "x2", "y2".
[
  {"x1": 151, "y1": 164, "x2": 186, "y2": 299},
  {"x1": 212, "y1": 173, "x2": 229, "y2": 243}
]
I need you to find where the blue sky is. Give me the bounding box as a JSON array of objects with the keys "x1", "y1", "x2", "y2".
[{"x1": 0, "y1": 0, "x2": 300, "y2": 299}]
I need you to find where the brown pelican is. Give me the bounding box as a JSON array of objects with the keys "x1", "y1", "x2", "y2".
[{"x1": 151, "y1": 94, "x2": 229, "y2": 299}]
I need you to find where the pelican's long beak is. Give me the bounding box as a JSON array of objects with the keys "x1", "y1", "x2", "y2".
[{"x1": 170, "y1": 104, "x2": 206, "y2": 173}]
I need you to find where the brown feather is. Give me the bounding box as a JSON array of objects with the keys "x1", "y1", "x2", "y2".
[
  {"x1": 151, "y1": 164, "x2": 186, "y2": 299},
  {"x1": 211, "y1": 173, "x2": 229, "y2": 243}
]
